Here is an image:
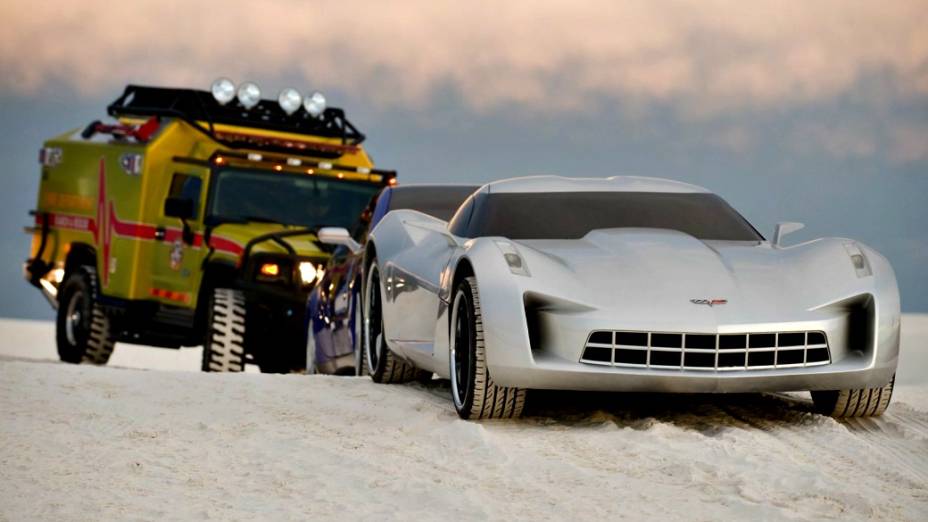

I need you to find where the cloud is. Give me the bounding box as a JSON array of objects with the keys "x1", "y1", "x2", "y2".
[
  {"x1": 1, "y1": 0, "x2": 926, "y2": 116},
  {"x1": 890, "y1": 125, "x2": 928, "y2": 164},
  {"x1": 791, "y1": 123, "x2": 878, "y2": 160}
]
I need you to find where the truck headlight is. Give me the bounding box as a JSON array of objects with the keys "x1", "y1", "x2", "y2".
[
  {"x1": 211, "y1": 78, "x2": 236, "y2": 105},
  {"x1": 259, "y1": 262, "x2": 281, "y2": 277},
  {"x1": 299, "y1": 261, "x2": 319, "y2": 285},
  {"x1": 278, "y1": 88, "x2": 302, "y2": 115},
  {"x1": 303, "y1": 91, "x2": 326, "y2": 118},
  {"x1": 237, "y1": 82, "x2": 262, "y2": 110}
]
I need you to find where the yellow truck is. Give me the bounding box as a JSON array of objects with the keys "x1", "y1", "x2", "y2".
[{"x1": 25, "y1": 81, "x2": 395, "y2": 372}]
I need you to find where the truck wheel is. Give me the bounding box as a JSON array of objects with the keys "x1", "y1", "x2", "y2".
[
  {"x1": 56, "y1": 266, "x2": 114, "y2": 365},
  {"x1": 450, "y1": 276, "x2": 526, "y2": 420},
  {"x1": 202, "y1": 288, "x2": 246, "y2": 372},
  {"x1": 364, "y1": 261, "x2": 423, "y2": 383},
  {"x1": 811, "y1": 375, "x2": 895, "y2": 418}
]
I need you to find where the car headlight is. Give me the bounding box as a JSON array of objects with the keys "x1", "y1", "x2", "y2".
[
  {"x1": 494, "y1": 240, "x2": 530, "y2": 277},
  {"x1": 843, "y1": 242, "x2": 872, "y2": 278}
]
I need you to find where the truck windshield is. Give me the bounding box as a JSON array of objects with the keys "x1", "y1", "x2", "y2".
[{"x1": 207, "y1": 168, "x2": 381, "y2": 229}]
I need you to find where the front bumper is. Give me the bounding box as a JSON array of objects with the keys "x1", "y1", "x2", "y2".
[
  {"x1": 483, "y1": 293, "x2": 900, "y2": 393},
  {"x1": 493, "y1": 352, "x2": 897, "y2": 393}
]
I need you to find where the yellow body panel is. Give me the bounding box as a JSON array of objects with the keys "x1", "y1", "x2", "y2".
[{"x1": 29, "y1": 117, "x2": 383, "y2": 312}]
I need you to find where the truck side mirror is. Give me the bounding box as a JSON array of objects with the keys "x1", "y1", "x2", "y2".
[
  {"x1": 164, "y1": 197, "x2": 195, "y2": 220},
  {"x1": 317, "y1": 227, "x2": 361, "y2": 254},
  {"x1": 773, "y1": 222, "x2": 804, "y2": 247}
]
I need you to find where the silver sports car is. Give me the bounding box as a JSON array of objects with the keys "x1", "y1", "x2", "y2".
[{"x1": 358, "y1": 176, "x2": 900, "y2": 420}]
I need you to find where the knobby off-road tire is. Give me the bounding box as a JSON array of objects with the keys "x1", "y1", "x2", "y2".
[
  {"x1": 56, "y1": 266, "x2": 114, "y2": 365},
  {"x1": 364, "y1": 261, "x2": 424, "y2": 383},
  {"x1": 451, "y1": 276, "x2": 526, "y2": 420},
  {"x1": 811, "y1": 375, "x2": 895, "y2": 418},
  {"x1": 202, "y1": 288, "x2": 246, "y2": 372}
]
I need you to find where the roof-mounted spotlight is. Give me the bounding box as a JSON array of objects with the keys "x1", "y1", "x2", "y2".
[
  {"x1": 278, "y1": 88, "x2": 302, "y2": 115},
  {"x1": 211, "y1": 78, "x2": 236, "y2": 105},
  {"x1": 303, "y1": 91, "x2": 326, "y2": 118},
  {"x1": 236, "y1": 82, "x2": 262, "y2": 110}
]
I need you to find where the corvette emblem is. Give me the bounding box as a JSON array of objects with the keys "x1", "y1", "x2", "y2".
[{"x1": 690, "y1": 298, "x2": 728, "y2": 306}]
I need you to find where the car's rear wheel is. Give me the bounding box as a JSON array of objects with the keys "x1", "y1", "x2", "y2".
[
  {"x1": 352, "y1": 285, "x2": 368, "y2": 376},
  {"x1": 450, "y1": 276, "x2": 526, "y2": 420},
  {"x1": 364, "y1": 260, "x2": 422, "y2": 383},
  {"x1": 202, "y1": 288, "x2": 246, "y2": 372},
  {"x1": 811, "y1": 375, "x2": 895, "y2": 417},
  {"x1": 56, "y1": 266, "x2": 114, "y2": 365},
  {"x1": 305, "y1": 325, "x2": 318, "y2": 375}
]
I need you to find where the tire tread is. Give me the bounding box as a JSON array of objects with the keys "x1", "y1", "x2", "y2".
[
  {"x1": 459, "y1": 276, "x2": 526, "y2": 420},
  {"x1": 202, "y1": 288, "x2": 246, "y2": 372}
]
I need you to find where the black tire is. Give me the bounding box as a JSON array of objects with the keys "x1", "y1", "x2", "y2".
[
  {"x1": 305, "y1": 325, "x2": 317, "y2": 375},
  {"x1": 55, "y1": 266, "x2": 114, "y2": 365},
  {"x1": 363, "y1": 260, "x2": 423, "y2": 383},
  {"x1": 352, "y1": 286, "x2": 368, "y2": 377},
  {"x1": 811, "y1": 375, "x2": 895, "y2": 418},
  {"x1": 450, "y1": 276, "x2": 526, "y2": 420},
  {"x1": 202, "y1": 288, "x2": 246, "y2": 372}
]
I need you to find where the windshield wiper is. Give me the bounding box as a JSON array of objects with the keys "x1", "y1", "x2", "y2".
[
  {"x1": 207, "y1": 215, "x2": 293, "y2": 226},
  {"x1": 240, "y1": 215, "x2": 289, "y2": 225}
]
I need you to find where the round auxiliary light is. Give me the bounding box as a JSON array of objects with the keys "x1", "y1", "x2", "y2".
[
  {"x1": 211, "y1": 78, "x2": 236, "y2": 105},
  {"x1": 236, "y1": 82, "x2": 262, "y2": 110},
  {"x1": 278, "y1": 88, "x2": 303, "y2": 115},
  {"x1": 303, "y1": 91, "x2": 326, "y2": 118}
]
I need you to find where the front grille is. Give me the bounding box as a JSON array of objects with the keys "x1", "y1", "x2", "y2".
[{"x1": 581, "y1": 330, "x2": 830, "y2": 371}]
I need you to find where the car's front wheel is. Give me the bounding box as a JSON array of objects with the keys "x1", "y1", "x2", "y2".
[
  {"x1": 363, "y1": 260, "x2": 422, "y2": 383},
  {"x1": 450, "y1": 276, "x2": 526, "y2": 420},
  {"x1": 811, "y1": 375, "x2": 895, "y2": 417}
]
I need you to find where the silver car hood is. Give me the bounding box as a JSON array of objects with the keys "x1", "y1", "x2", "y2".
[{"x1": 515, "y1": 228, "x2": 856, "y2": 322}]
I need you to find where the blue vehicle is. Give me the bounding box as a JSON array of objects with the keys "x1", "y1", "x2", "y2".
[{"x1": 305, "y1": 184, "x2": 478, "y2": 375}]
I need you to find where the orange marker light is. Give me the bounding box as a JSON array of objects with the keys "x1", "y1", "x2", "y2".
[
  {"x1": 260, "y1": 262, "x2": 280, "y2": 277},
  {"x1": 274, "y1": 165, "x2": 283, "y2": 171},
  {"x1": 215, "y1": 156, "x2": 225, "y2": 165},
  {"x1": 388, "y1": 177, "x2": 398, "y2": 186}
]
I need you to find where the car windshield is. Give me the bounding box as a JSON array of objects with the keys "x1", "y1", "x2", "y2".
[
  {"x1": 207, "y1": 168, "x2": 381, "y2": 229},
  {"x1": 457, "y1": 191, "x2": 762, "y2": 241},
  {"x1": 388, "y1": 185, "x2": 478, "y2": 221}
]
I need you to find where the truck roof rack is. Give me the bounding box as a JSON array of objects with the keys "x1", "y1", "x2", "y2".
[{"x1": 106, "y1": 85, "x2": 366, "y2": 146}]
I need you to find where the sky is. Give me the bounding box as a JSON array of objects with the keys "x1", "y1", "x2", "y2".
[{"x1": 0, "y1": 0, "x2": 926, "y2": 319}]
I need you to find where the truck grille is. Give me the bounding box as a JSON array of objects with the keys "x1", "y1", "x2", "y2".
[{"x1": 580, "y1": 330, "x2": 830, "y2": 371}]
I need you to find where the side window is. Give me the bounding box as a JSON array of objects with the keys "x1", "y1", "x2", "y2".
[
  {"x1": 168, "y1": 174, "x2": 203, "y2": 219},
  {"x1": 448, "y1": 195, "x2": 475, "y2": 238}
]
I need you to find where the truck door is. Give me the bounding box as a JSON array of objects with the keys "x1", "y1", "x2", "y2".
[{"x1": 148, "y1": 172, "x2": 207, "y2": 309}]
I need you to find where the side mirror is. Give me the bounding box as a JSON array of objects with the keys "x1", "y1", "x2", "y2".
[
  {"x1": 317, "y1": 227, "x2": 361, "y2": 254},
  {"x1": 773, "y1": 222, "x2": 804, "y2": 247},
  {"x1": 164, "y1": 197, "x2": 195, "y2": 220}
]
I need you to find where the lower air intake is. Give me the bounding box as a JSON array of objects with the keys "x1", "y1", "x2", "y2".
[{"x1": 581, "y1": 330, "x2": 830, "y2": 371}]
